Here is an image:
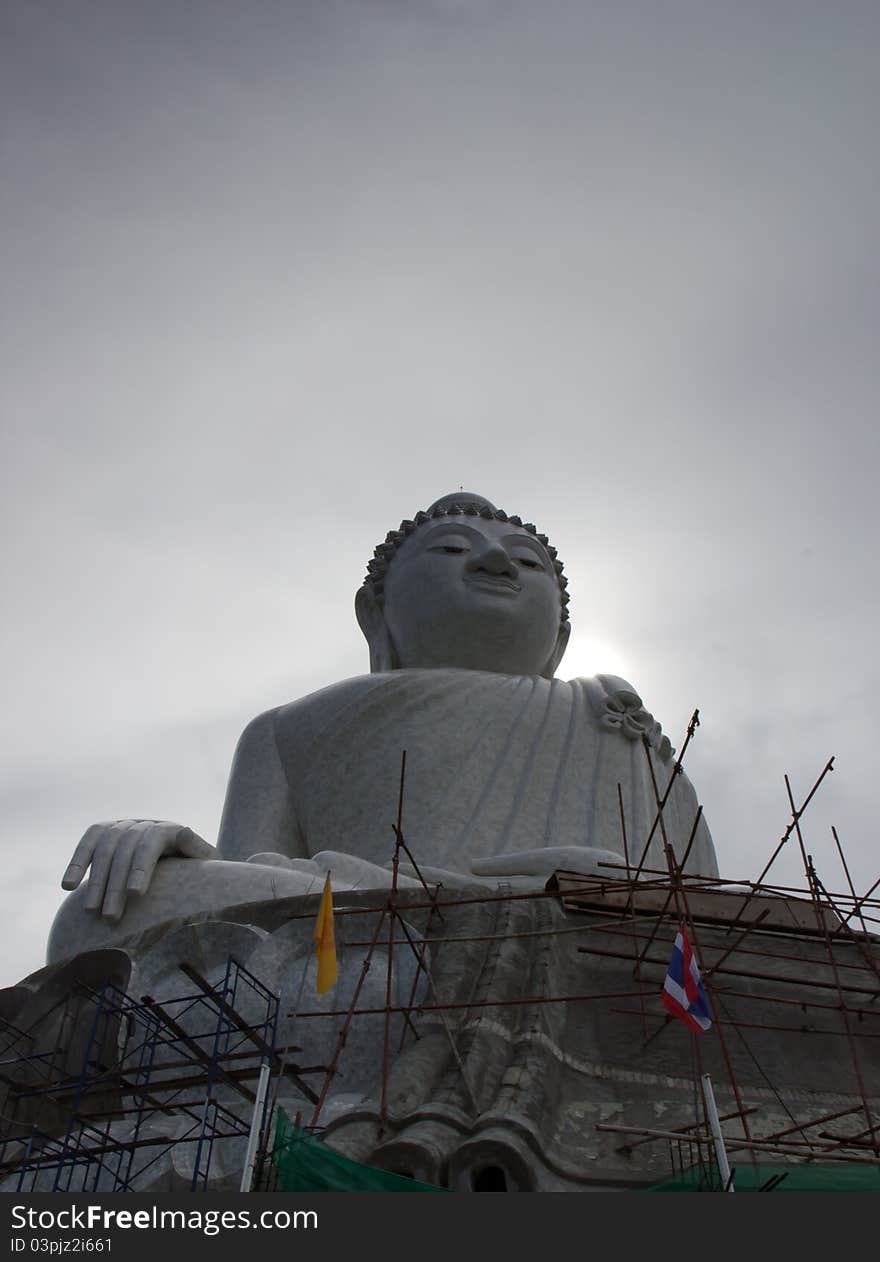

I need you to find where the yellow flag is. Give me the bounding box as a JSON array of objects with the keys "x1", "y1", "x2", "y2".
[{"x1": 313, "y1": 872, "x2": 337, "y2": 995}]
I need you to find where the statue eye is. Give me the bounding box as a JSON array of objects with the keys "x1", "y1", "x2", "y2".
[
  {"x1": 516, "y1": 556, "x2": 541, "y2": 569},
  {"x1": 428, "y1": 539, "x2": 469, "y2": 555}
]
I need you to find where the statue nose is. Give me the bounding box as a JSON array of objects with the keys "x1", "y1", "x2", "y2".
[{"x1": 467, "y1": 542, "x2": 518, "y2": 578}]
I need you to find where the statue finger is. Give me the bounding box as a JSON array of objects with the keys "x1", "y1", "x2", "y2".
[
  {"x1": 127, "y1": 823, "x2": 181, "y2": 894},
  {"x1": 101, "y1": 825, "x2": 150, "y2": 921},
  {"x1": 83, "y1": 826, "x2": 134, "y2": 912},
  {"x1": 62, "y1": 821, "x2": 113, "y2": 890}
]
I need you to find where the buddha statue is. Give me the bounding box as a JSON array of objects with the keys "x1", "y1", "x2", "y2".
[{"x1": 49, "y1": 492, "x2": 717, "y2": 962}]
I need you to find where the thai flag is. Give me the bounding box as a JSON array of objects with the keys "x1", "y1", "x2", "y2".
[{"x1": 662, "y1": 922, "x2": 712, "y2": 1033}]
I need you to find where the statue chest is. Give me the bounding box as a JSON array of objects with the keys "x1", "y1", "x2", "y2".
[{"x1": 288, "y1": 672, "x2": 653, "y2": 871}]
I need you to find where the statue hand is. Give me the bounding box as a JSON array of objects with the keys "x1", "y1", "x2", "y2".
[
  {"x1": 62, "y1": 820, "x2": 216, "y2": 922},
  {"x1": 248, "y1": 850, "x2": 425, "y2": 891},
  {"x1": 395, "y1": 861, "x2": 492, "y2": 891},
  {"x1": 471, "y1": 845, "x2": 623, "y2": 881}
]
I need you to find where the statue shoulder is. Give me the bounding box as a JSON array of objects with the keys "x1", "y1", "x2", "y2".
[
  {"x1": 576, "y1": 673, "x2": 675, "y2": 763},
  {"x1": 229, "y1": 675, "x2": 379, "y2": 759},
  {"x1": 220, "y1": 674, "x2": 386, "y2": 855},
  {"x1": 272, "y1": 672, "x2": 388, "y2": 754}
]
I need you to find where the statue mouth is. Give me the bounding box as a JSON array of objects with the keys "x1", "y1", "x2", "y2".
[{"x1": 464, "y1": 574, "x2": 521, "y2": 594}]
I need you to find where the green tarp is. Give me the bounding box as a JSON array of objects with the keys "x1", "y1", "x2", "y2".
[
  {"x1": 271, "y1": 1109, "x2": 448, "y2": 1192},
  {"x1": 272, "y1": 1110, "x2": 879, "y2": 1193},
  {"x1": 644, "y1": 1162, "x2": 880, "y2": 1192}
]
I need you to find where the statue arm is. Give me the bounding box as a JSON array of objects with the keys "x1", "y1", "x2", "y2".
[{"x1": 216, "y1": 708, "x2": 307, "y2": 862}]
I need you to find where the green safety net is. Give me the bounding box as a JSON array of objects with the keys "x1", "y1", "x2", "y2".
[
  {"x1": 272, "y1": 1110, "x2": 879, "y2": 1193},
  {"x1": 644, "y1": 1162, "x2": 880, "y2": 1192},
  {"x1": 270, "y1": 1108, "x2": 448, "y2": 1192}
]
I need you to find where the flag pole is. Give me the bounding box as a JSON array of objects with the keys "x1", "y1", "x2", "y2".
[
  {"x1": 240, "y1": 1062, "x2": 271, "y2": 1192},
  {"x1": 291, "y1": 941, "x2": 313, "y2": 1020},
  {"x1": 701, "y1": 1073, "x2": 735, "y2": 1192},
  {"x1": 286, "y1": 874, "x2": 321, "y2": 1024},
  {"x1": 262, "y1": 873, "x2": 320, "y2": 1157}
]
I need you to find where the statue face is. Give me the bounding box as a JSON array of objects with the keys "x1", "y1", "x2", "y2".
[{"x1": 380, "y1": 516, "x2": 567, "y2": 676}]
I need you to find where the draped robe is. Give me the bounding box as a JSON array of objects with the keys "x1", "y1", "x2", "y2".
[{"x1": 217, "y1": 669, "x2": 718, "y2": 881}]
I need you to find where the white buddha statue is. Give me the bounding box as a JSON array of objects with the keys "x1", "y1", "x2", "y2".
[{"x1": 49, "y1": 492, "x2": 717, "y2": 962}]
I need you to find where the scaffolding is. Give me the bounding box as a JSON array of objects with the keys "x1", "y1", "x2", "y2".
[
  {"x1": 0, "y1": 957, "x2": 289, "y2": 1192},
  {"x1": 258, "y1": 870, "x2": 878, "y2": 1189},
  {"x1": 268, "y1": 737, "x2": 880, "y2": 1191}
]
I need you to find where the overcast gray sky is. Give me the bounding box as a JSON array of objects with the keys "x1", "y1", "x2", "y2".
[{"x1": 2, "y1": 0, "x2": 878, "y2": 984}]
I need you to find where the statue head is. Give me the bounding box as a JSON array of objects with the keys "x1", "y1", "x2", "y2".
[{"x1": 355, "y1": 493, "x2": 571, "y2": 678}]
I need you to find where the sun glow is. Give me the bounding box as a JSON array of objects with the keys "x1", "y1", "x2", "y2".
[{"x1": 555, "y1": 633, "x2": 633, "y2": 683}]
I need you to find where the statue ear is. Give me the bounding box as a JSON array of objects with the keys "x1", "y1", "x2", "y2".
[
  {"x1": 540, "y1": 621, "x2": 571, "y2": 680},
  {"x1": 355, "y1": 585, "x2": 400, "y2": 673}
]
